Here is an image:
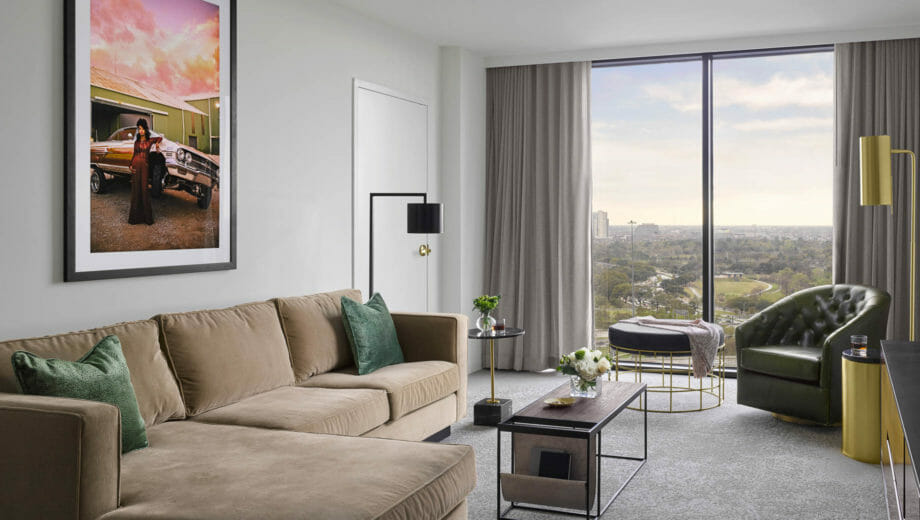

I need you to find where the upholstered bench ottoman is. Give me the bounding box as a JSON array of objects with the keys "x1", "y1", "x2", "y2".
[{"x1": 607, "y1": 321, "x2": 725, "y2": 413}]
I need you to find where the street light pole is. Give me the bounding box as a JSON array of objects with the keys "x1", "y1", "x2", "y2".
[{"x1": 629, "y1": 220, "x2": 636, "y2": 316}]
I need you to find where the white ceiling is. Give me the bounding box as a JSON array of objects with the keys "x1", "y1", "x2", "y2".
[{"x1": 331, "y1": 0, "x2": 920, "y2": 60}]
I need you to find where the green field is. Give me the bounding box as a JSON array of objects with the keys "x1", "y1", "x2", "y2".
[{"x1": 689, "y1": 278, "x2": 770, "y2": 298}]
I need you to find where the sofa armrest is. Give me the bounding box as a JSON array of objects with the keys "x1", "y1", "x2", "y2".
[
  {"x1": 0, "y1": 393, "x2": 121, "y2": 520},
  {"x1": 391, "y1": 312, "x2": 468, "y2": 420}
]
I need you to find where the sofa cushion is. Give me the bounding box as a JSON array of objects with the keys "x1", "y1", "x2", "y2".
[
  {"x1": 190, "y1": 386, "x2": 389, "y2": 436},
  {"x1": 0, "y1": 320, "x2": 184, "y2": 427},
  {"x1": 156, "y1": 301, "x2": 294, "y2": 416},
  {"x1": 274, "y1": 289, "x2": 360, "y2": 383},
  {"x1": 12, "y1": 335, "x2": 148, "y2": 453},
  {"x1": 341, "y1": 293, "x2": 405, "y2": 375},
  {"x1": 102, "y1": 421, "x2": 476, "y2": 520},
  {"x1": 300, "y1": 361, "x2": 459, "y2": 421},
  {"x1": 740, "y1": 345, "x2": 823, "y2": 383}
]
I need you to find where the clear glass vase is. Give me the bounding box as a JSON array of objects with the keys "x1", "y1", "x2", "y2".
[
  {"x1": 570, "y1": 375, "x2": 602, "y2": 398},
  {"x1": 476, "y1": 312, "x2": 496, "y2": 333}
]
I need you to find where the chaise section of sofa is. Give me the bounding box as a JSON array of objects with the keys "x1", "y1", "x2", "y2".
[{"x1": 100, "y1": 421, "x2": 476, "y2": 520}]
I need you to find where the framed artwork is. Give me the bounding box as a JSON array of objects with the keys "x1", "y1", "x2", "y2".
[{"x1": 65, "y1": 0, "x2": 236, "y2": 281}]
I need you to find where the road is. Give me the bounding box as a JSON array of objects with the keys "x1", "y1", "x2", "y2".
[
  {"x1": 752, "y1": 281, "x2": 774, "y2": 295},
  {"x1": 90, "y1": 176, "x2": 220, "y2": 252}
]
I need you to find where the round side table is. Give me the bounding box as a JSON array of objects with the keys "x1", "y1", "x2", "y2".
[
  {"x1": 468, "y1": 327, "x2": 524, "y2": 426},
  {"x1": 842, "y1": 347, "x2": 881, "y2": 463}
]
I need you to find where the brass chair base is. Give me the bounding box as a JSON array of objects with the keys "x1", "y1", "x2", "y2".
[
  {"x1": 606, "y1": 343, "x2": 725, "y2": 413},
  {"x1": 772, "y1": 413, "x2": 840, "y2": 427}
]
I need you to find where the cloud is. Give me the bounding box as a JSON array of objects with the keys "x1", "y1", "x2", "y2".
[
  {"x1": 90, "y1": 0, "x2": 219, "y2": 97},
  {"x1": 591, "y1": 121, "x2": 619, "y2": 136},
  {"x1": 642, "y1": 72, "x2": 833, "y2": 113},
  {"x1": 716, "y1": 73, "x2": 832, "y2": 110},
  {"x1": 90, "y1": 0, "x2": 156, "y2": 44},
  {"x1": 732, "y1": 117, "x2": 832, "y2": 132},
  {"x1": 642, "y1": 82, "x2": 700, "y2": 112}
]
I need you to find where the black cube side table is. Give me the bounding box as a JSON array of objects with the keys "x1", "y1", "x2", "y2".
[{"x1": 469, "y1": 327, "x2": 525, "y2": 426}]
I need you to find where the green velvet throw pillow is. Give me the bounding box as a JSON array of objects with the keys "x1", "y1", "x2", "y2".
[
  {"x1": 341, "y1": 293, "x2": 404, "y2": 375},
  {"x1": 11, "y1": 335, "x2": 148, "y2": 453}
]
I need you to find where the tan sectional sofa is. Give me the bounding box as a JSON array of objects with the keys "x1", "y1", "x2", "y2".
[{"x1": 0, "y1": 289, "x2": 475, "y2": 520}]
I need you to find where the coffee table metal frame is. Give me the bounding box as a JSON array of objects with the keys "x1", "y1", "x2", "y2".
[{"x1": 495, "y1": 382, "x2": 647, "y2": 519}]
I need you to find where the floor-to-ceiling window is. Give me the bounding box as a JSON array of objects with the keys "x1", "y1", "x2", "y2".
[
  {"x1": 712, "y1": 51, "x2": 833, "y2": 367},
  {"x1": 591, "y1": 60, "x2": 703, "y2": 350},
  {"x1": 591, "y1": 47, "x2": 833, "y2": 369}
]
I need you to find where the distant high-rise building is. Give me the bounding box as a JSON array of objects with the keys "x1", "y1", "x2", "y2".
[{"x1": 592, "y1": 210, "x2": 609, "y2": 238}]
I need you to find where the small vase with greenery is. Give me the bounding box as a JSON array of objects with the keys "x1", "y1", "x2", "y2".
[{"x1": 473, "y1": 294, "x2": 501, "y2": 332}]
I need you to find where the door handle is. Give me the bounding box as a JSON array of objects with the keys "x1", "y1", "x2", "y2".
[{"x1": 418, "y1": 244, "x2": 432, "y2": 256}]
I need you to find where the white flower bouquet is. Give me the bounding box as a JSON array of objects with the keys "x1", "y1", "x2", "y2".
[{"x1": 556, "y1": 348, "x2": 612, "y2": 398}]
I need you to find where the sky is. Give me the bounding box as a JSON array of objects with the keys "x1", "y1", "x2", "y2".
[
  {"x1": 591, "y1": 52, "x2": 833, "y2": 227},
  {"x1": 90, "y1": 0, "x2": 220, "y2": 97}
]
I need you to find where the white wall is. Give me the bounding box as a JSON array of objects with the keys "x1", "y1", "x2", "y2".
[
  {"x1": 0, "y1": 0, "x2": 444, "y2": 339},
  {"x1": 439, "y1": 47, "x2": 487, "y2": 371}
]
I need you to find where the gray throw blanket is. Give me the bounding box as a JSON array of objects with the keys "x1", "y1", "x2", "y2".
[{"x1": 624, "y1": 317, "x2": 722, "y2": 378}]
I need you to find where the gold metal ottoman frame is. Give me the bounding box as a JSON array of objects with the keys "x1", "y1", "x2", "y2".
[{"x1": 602, "y1": 344, "x2": 725, "y2": 413}]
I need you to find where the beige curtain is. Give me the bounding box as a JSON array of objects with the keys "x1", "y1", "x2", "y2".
[
  {"x1": 834, "y1": 39, "x2": 920, "y2": 340},
  {"x1": 484, "y1": 62, "x2": 592, "y2": 371}
]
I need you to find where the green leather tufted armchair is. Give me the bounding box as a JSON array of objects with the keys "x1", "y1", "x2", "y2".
[{"x1": 736, "y1": 284, "x2": 890, "y2": 425}]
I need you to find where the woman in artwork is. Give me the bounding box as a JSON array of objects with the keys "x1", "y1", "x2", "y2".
[{"x1": 128, "y1": 118, "x2": 160, "y2": 225}]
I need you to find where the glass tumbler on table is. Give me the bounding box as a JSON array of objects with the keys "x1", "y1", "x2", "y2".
[{"x1": 850, "y1": 335, "x2": 868, "y2": 356}]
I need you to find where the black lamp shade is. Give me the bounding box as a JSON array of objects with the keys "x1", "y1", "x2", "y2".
[{"x1": 407, "y1": 203, "x2": 442, "y2": 234}]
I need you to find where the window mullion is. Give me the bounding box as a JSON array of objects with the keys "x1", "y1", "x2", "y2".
[{"x1": 702, "y1": 55, "x2": 715, "y2": 322}]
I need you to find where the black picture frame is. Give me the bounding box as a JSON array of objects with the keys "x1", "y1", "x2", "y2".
[{"x1": 64, "y1": 0, "x2": 237, "y2": 281}]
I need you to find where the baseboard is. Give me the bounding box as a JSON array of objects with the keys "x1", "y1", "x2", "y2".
[{"x1": 424, "y1": 425, "x2": 451, "y2": 442}]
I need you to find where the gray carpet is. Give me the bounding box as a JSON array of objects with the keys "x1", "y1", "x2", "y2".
[{"x1": 444, "y1": 369, "x2": 885, "y2": 519}]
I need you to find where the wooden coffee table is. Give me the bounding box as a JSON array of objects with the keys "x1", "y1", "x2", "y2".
[{"x1": 496, "y1": 380, "x2": 647, "y2": 519}]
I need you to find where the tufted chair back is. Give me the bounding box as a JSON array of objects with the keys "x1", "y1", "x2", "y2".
[{"x1": 735, "y1": 285, "x2": 888, "y2": 349}]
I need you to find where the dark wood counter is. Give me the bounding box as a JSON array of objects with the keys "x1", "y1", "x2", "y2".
[{"x1": 881, "y1": 341, "x2": 920, "y2": 519}]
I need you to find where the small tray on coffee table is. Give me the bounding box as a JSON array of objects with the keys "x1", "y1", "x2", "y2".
[{"x1": 496, "y1": 380, "x2": 647, "y2": 519}]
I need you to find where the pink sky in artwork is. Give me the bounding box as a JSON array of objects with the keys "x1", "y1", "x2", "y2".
[{"x1": 91, "y1": 0, "x2": 219, "y2": 97}]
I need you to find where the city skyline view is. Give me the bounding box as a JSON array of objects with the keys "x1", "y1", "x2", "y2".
[{"x1": 591, "y1": 52, "x2": 833, "y2": 226}]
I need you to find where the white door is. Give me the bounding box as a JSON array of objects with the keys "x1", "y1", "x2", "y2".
[{"x1": 353, "y1": 80, "x2": 430, "y2": 312}]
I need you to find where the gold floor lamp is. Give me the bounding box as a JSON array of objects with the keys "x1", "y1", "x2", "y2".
[{"x1": 859, "y1": 135, "x2": 916, "y2": 341}]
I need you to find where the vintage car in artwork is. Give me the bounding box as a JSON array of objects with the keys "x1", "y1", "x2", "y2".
[{"x1": 90, "y1": 127, "x2": 219, "y2": 209}]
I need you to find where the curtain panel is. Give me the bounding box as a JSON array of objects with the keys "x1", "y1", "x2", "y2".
[
  {"x1": 834, "y1": 39, "x2": 920, "y2": 340},
  {"x1": 484, "y1": 62, "x2": 593, "y2": 371}
]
